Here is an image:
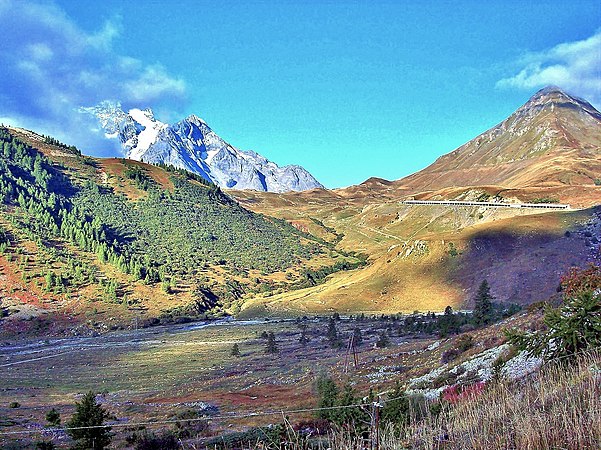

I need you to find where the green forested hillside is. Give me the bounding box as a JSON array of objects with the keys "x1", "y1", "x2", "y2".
[{"x1": 0, "y1": 127, "x2": 359, "y2": 331}]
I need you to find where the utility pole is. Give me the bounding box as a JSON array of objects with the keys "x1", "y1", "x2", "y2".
[{"x1": 343, "y1": 334, "x2": 359, "y2": 373}]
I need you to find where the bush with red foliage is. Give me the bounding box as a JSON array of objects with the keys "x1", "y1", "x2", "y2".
[
  {"x1": 442, "y1": 382, "x2": 486, "y2": 404},
  {"x1": 560, "y1": 264, "x2": 601, "y2": 297}
]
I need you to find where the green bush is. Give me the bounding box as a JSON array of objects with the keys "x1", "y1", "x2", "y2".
[{"x1": 507, "y1": 289, "x2": 601, "y2": 360}]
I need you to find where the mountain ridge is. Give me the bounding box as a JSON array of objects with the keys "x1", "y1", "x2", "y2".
[
  {"x1": 82, "y1": 102, "x2": 324, "y2": 193},
  {"x1": 392, "y1": 86, "x2": 601, "y2": 192}
]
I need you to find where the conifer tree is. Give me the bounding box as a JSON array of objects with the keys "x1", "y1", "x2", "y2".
[
  {"x1": 265, "y1": 331, "x2": 278, "y2": 354},
  {"x1": 298, "y1": 331, "x2": 309, "y2": 346},
  {"x1": 381, "y1": 382, "x2": 411, "y2": 426},
  {"x1": 66, "y1": 392, "x2": 112, "y2": 450},
  {"x1": 473, "y1": 280, "x2": 494, "y2": 326},
  {"x1": 315, "y1": 374, "x2": 338, "y2": 421},
  {"x1": 333, "y1": 383, "x2": 366, "y2": 427},
  {"x1": 327, "y1": 317, "x2": 339, "y2": 348},
  {"x1": 376, "y1": 331, "x2": 390, "y2": 348},
  {"x1": 352, "y1": 327, "x2": 363, "y2": 346},
  {"x1": 45, "y1": 408, "x2": 61, "y2": 427},
  {"x1": 230, "y1": 343, "x2": 241, "y2": 357}
]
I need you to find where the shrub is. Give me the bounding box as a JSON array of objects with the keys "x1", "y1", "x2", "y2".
[
  {"x1": 441, "y1": 381, "x2": 485, "y2": 404},
  {"x1": 507, "y1": 265, "x2": 601, "y2": 361},
  {"x1": 456, "y1": 334, "x2": 474, "y2": 352},
  {"x1": 432, "y1": 371, "x2": 458, "y2": 388},
  {"x1": 131, "y1": 430, "x2": 179, "y2": 450},
  {"x1": 441, "y1": 348, "x2": 461, "y2": 363},
  {"x1": 172, "y1": 409, "x2": 210, "y2": 439}
]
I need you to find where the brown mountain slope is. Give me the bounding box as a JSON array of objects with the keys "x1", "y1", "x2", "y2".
[
  {"x1": 233, "y1": 87, "x2": 601, "y2": 315},
  {"x1": 395, "y1": 86, "x2": 601, "y2": 192}
]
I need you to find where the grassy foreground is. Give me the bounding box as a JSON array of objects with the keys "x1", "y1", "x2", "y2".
[{"x1": 308, "y1": 351, "x2": 600, "y2": 450}]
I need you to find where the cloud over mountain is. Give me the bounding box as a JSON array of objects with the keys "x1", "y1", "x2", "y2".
[
  {"x1": 497, "y1": 30, "x2": 601, "y2": 108},
  {"x1": 0, "y1": 0, "x2": 186, "y2": 156}
]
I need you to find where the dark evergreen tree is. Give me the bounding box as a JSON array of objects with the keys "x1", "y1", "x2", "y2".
[
  {"x1": 376, "y1": 331, "x2": 390, "y2": 348},
  {"x1": 352, "y1": 327, "x2": 363, "y2": 346},
  {"x1": 315, "y1": 374, "x2": 338, "y2": 421},
  {"x1": 230, "y1": 343, "x2": 241, "y2": 357},
  {"x1": 265, "y1": 332, "x2": 278, "y2": 354},
  {"x1": 66, "y1": 392, "x2": 112, "y2": 450},
  {"x1": 45, "y1": 407, "x2": 61, "y2": 427},
  {"x1": 332, "y1": 383, "x2": 367, "y2": 427},
  {"x1": 298, "y1": 331, "x2": 309, "y2": 346},
  {"x1": 507, "y1": 289, "x2": 601, "y2": 360},
  {"x1": 326, "y1": 317, "x2": 340, "y2": 348},
  {"x1": 473, "y1": 280, "x2": 495, "y2": 326},
  {"x1": 381, "y1": 382, "x2": 411, "y2": 426},
  {"x1": 438, "y1": 305, "x2": 458, "y2": 337}
]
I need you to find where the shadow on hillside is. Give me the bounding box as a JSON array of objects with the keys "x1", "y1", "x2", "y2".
[{"x1": 450, "y1": 208, "x2": 599, "y2": 307}]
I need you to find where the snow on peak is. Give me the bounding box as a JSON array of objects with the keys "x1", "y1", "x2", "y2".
[
  {"x1": 85, "y1": 102, "x2": 323, "y2": 192},
  {"x1": 127, "y1": 108, "x2": 167, "y2": 158}
]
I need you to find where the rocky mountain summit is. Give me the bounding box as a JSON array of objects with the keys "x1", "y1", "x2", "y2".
[
  {"x1": 398, "y1": 86, "x2": 601, "y2": 190},
  {"x1": 83, "y1": 102, "x2": 323, "y2": 192}
]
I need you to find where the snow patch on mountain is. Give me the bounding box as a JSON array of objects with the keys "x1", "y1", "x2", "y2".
[{"x1": 126, "y1": 109, "x2": 167, "y2": 159}]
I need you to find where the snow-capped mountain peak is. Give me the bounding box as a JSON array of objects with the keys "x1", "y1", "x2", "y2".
[{"x1": 82, "y1": 102, "x2": 323, "y2": 193}]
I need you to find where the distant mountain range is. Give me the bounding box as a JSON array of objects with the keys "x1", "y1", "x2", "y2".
[{"x1": 82, "y1": 102, "x2": 323, "y2": 193}]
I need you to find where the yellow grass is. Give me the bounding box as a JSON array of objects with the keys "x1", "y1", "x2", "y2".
[{"x1": 402, "y1": 352, "x2": 601, "y2": 449}]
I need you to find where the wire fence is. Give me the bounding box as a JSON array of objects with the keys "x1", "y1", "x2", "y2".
[{"x1": 0, "y1": 395, "x2": 403, "y2": 437}]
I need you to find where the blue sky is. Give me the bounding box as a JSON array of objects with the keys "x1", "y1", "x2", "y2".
[{"x1": 1, "y1": 1, "x2": 599, "y2": 188}]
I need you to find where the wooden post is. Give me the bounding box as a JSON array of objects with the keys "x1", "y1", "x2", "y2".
[
  {"x1": 375, "y1": 395, "x2": 381, "y2": 450},
  {"x1": 369, "y1": 396, "x2": 381, "y2": 450}
]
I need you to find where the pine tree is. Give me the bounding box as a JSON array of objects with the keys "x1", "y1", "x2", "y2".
[
  {"x1": 298, "y1": 331, "x2": 309, "y2": 346},
  {"x1": 45, "y1": 408, "x2": 61, "y2": 427},
  {"x1": 376, "y1": 331, "x2": 390, "y2": 348},
  {"x1": 507, "y1": 289, "x2": 601, "y2": 360},
  {"x1": 473, "y1": 280, "x2": 494, "y2": 326},
  {"x1": 327, "y1": 317, "x2": 339, "y2": 348},
  {"x1": 230, "y1": 343, "x2": 241, "y2": 357},
  {"x1": 315, "y1": 374, "x2": 338, "y2": 421},
  {"x1": 438, "y1": 305, "x2": 458, "y2": 337},
  {"x1": 381, "y1": 382, "x2": 411, "y2": 426},
  {"x1": 265, "y1": 332, "x2": 278, "y2": 354},
  {"x1": 332, "y1": 383, "x2": 366, "y2": 427},
  {"x1": 66, "y1": 392, "x2": 112, "y2": 450}
]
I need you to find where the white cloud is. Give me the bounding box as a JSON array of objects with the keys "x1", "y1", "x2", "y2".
[
  {"x1": 497, "y1": 30, "x2": 601, "y2": 107},
  {"x1": 0, "y1": 1, "x2": 187, "y2": 156},
  {"x1": 123, "y1": 65, "x2": 187, "y2": 103}
]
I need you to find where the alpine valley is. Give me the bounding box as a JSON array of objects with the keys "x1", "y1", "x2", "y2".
[
  {"x1": 1, "y1": 86, "x2": 600, "y2": 450},
  {"x1": 0, "y1": 86, "x2": 599, "y2": 334}
]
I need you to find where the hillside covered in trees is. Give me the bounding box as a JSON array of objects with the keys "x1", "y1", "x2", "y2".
[{"x1": 0, "y1": 127, "x2": 362, "y2": 334}]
